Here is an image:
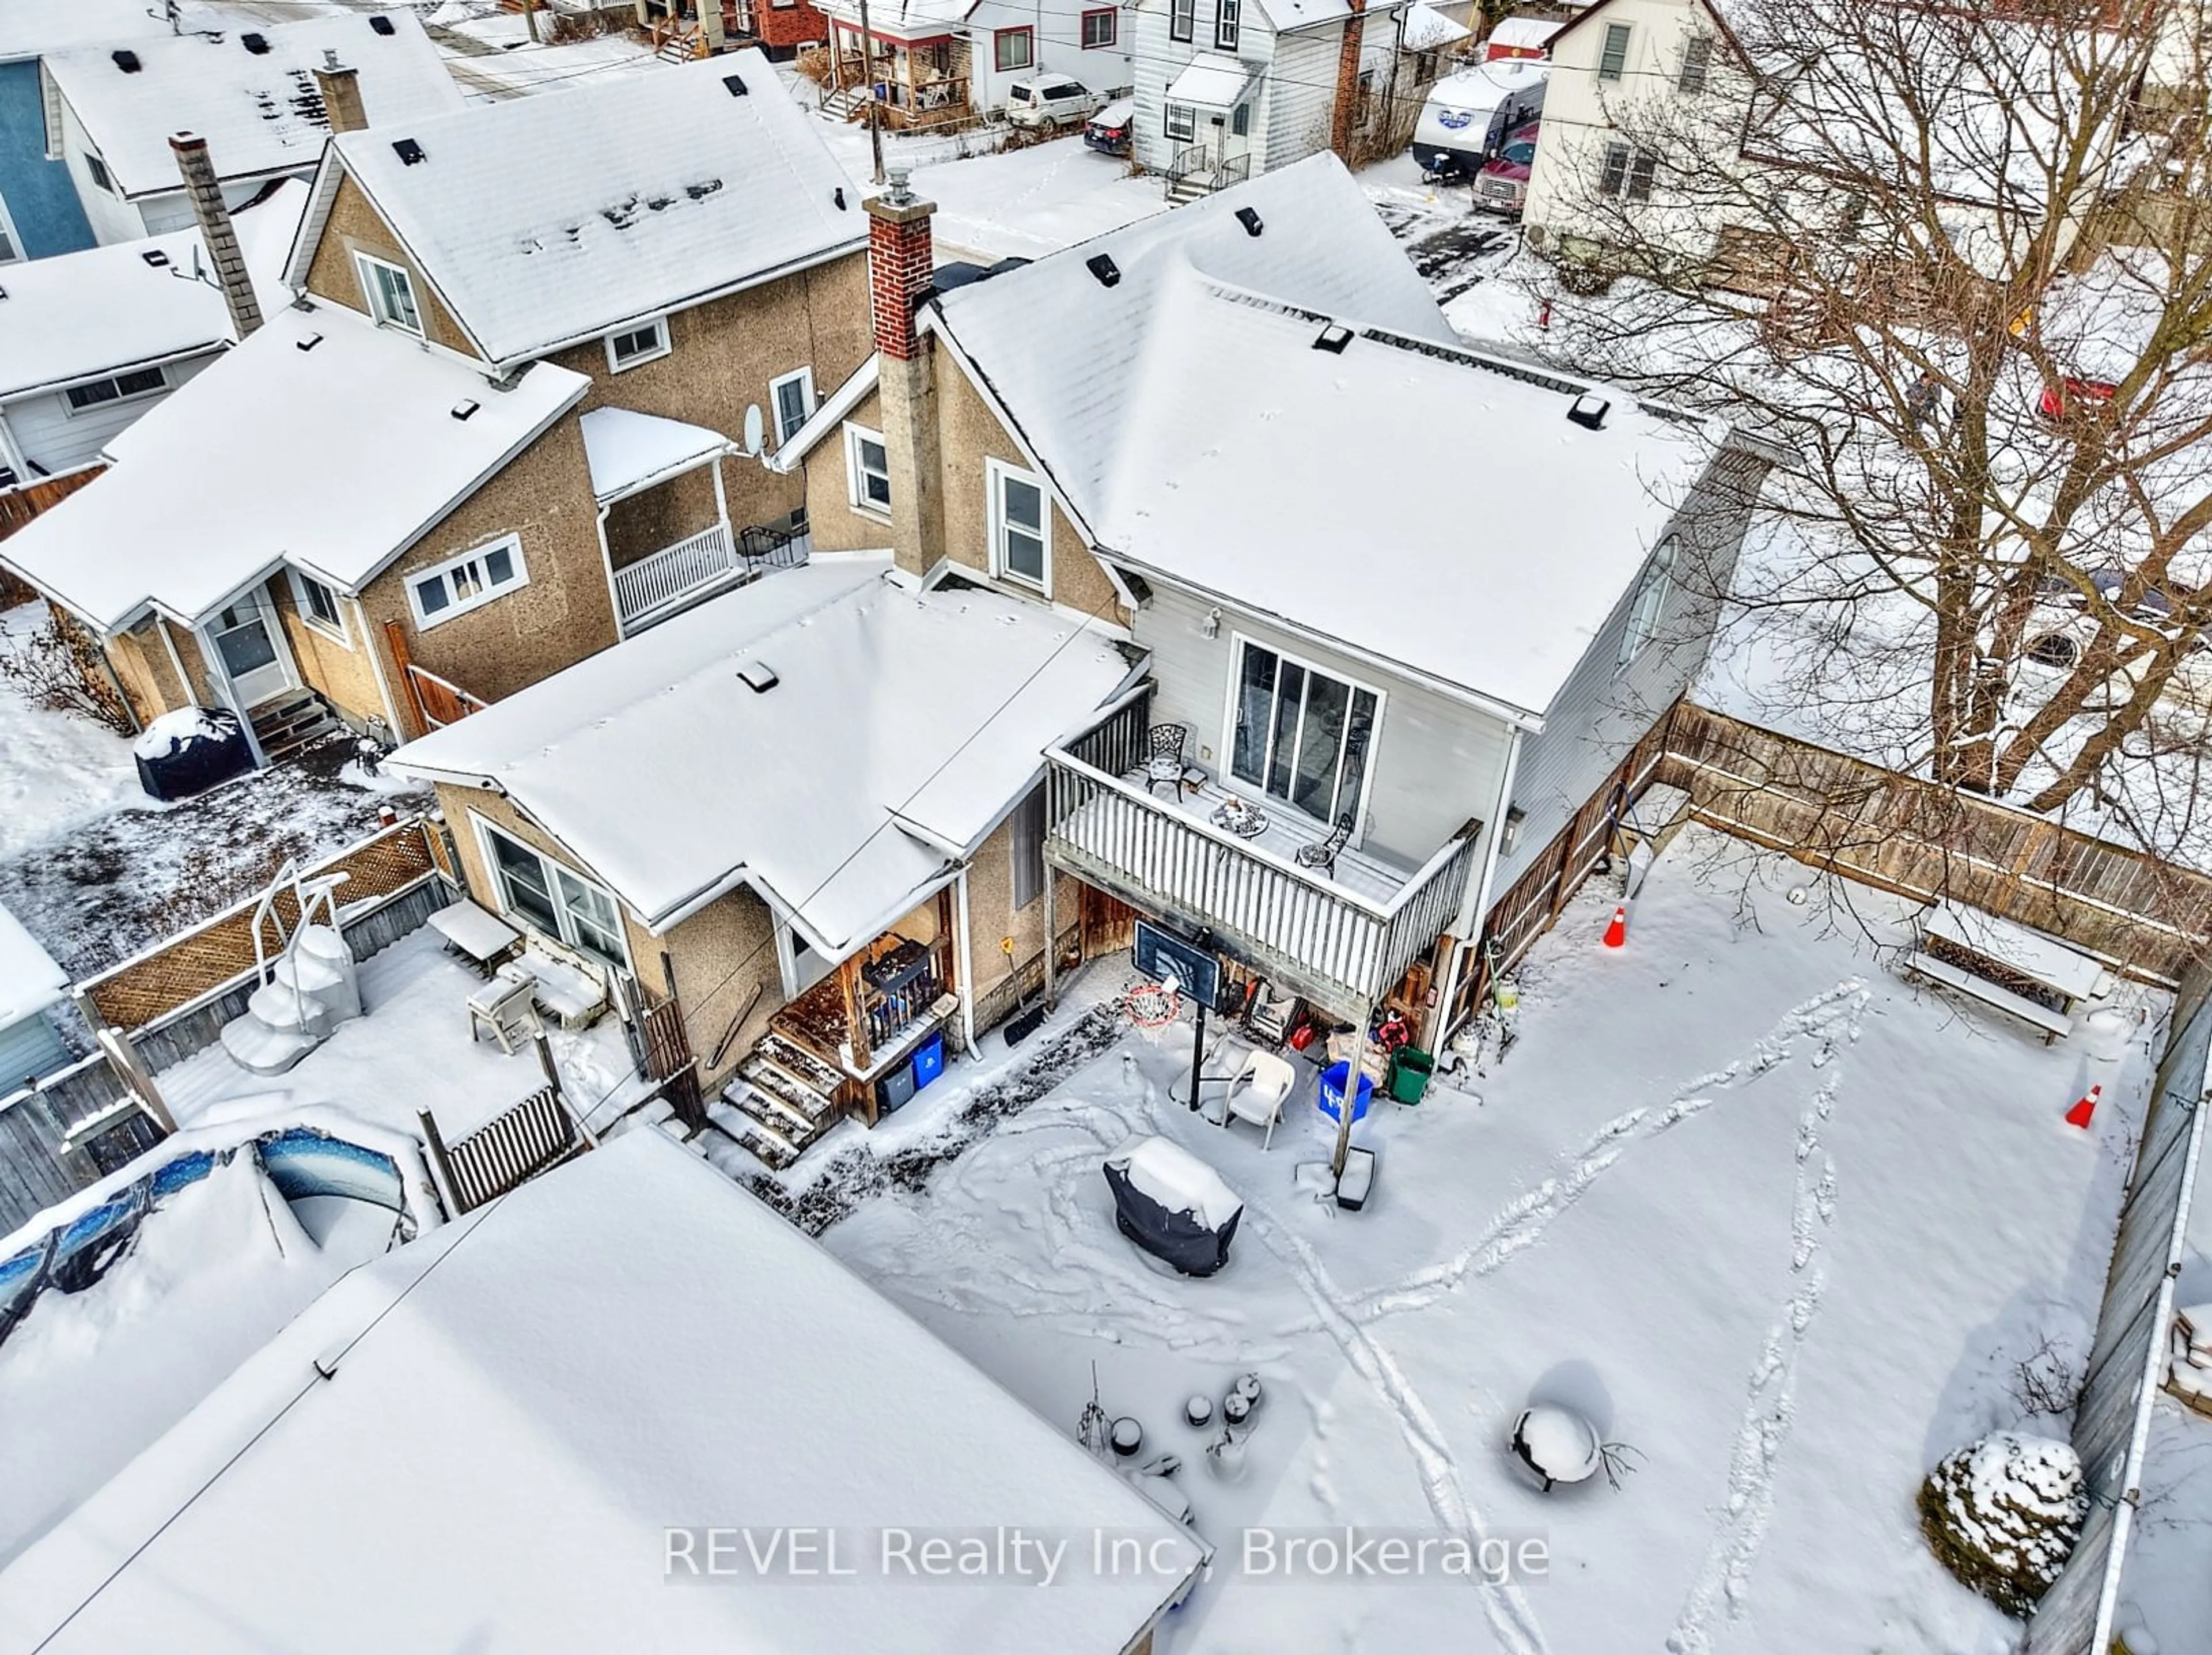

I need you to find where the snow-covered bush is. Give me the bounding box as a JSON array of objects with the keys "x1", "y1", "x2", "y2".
[{"x1": 1917, "y1": 1432, "x2": 2086, "y2": 1616}]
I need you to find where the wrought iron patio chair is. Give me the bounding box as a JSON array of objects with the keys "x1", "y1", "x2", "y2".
[
  {"x1": 1296, "y1": 812, "x2": 1355, "y2": 878},
  {"x1": 1139, "y1": 723, "x2": 1190, "y2": 798}
]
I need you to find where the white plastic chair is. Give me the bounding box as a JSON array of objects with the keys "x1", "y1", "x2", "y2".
[
  {"x1": 1221, "y1": 1050, "x2": 1297, "y2": 1150},
  {"x1": 467, "y1": 966, "x2": 542, "y2": 1056}
]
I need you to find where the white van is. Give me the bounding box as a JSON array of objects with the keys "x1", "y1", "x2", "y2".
[
  {"x1": 1412, "y1": 58, "x2": 1547, "y2": 179},
  {"x1": 1004, "y1": 75, "x2": 1103, "y2": 130}
]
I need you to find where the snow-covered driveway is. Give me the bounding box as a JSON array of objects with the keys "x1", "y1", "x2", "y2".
[{"x1": 823, "y1": 827, "x2": 2160, "y2": 1654}]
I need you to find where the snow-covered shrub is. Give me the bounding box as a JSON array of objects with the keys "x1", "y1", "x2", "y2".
[
  {"x1": 0, "y1": 612, "x2": 133, "y2": 734},
  {"x1": 1917, "y1": 1431, "x2": 2086, "y2": 1616}
]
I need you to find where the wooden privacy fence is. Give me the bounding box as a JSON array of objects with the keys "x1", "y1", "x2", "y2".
[
  {"x1": 1658, "y1": 702, "x2": 2212, "y2": 986},
  {"x1": 79, "y1": 817, "x2": 442, "y2": 1032}
]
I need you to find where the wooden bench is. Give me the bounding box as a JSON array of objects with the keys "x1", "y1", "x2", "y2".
[{"x1": 1904, "y1": 902, "x2": 2111, "y2": 1043}]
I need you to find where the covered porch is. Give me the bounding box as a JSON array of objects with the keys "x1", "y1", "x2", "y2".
[
  {"x1": 1163, "y1": 54, "x2": 1259, "y2": 198},
  {"x1": 819, "y1": 20, "x2": 974, "y2": 126}
]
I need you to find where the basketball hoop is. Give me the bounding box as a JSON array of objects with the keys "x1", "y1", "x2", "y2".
[{"x1": 1126, "y1": 980, "x2": 1181, "y2": 1029}]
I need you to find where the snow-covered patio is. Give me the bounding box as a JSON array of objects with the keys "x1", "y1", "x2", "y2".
[{"x1": 815, "y1": 825, "x2": 2164, "y2": 1653}]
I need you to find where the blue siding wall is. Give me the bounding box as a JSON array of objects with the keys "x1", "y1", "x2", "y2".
[
  {"x1": 0, "y1": 61, "x2": 95, "y2": 259},
  {"x1": 0, "y1": 1007, "x2": 73, "y2": 1092}
]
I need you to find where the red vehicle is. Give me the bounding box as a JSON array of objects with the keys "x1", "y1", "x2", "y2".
[{"x1": 1474, "y1": 121, "x2": 1539, "y2": 216}]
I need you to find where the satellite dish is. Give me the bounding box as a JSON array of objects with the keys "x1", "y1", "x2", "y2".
[{"x1": 742, "y1": 404, "x2": 766, "y2": 457}]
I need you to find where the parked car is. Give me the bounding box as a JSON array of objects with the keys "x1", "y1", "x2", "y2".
[
  {"x1": 1473, "y1": 122, "x2": 1540, "y2": 215},
  {"x1": 1005, "y1": 75, "x2": 1103, "y2": 130},
  {"x1": 1085, "y1": 97, "x2": 1135, "y2": 155}
]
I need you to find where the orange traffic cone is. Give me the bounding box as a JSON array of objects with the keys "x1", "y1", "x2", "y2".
[
  {"x1": 1603, "y1": 904, "x2": 1628, "y2": 949},
  {"x1": 2065, "y1": 1085, "x2": 2100, "y2": 1130}
]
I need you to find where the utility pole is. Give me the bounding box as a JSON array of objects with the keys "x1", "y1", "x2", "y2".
[{"x1": 857, "y1": 0, "x2": 885, "y2": 183}]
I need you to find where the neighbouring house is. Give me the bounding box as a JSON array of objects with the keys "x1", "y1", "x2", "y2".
[
  {"x1": 632, "y1": 0, "x2": 831, "y2": 62},
  {"x1": 780, "y1": 154, "x2": 1768, "y2": 1051},
  {"x1": 0, "y1": 179, "x2": 304, "y2": 503},
  {"x1": 39, "y1": 12, "x2": 461, "y2": 247},
  {"x1": 385, "y1": 556, "x2": 1139, "y2": 1165},
  {"x1": 0, "y1": 54, "x2": 873, "y2": 758},
  {"x1": 0, "y1": 1131, "x2": 1207, "y2": 1653},
  {"x1": 809, "y1": 0, "x2": 1135, "y2": 129},
  {"x1": 0, "y1": 901, "x2": 71, "y2": 1095},
  {"x1": 1127, "y1": 0, "x2": 1468, "y2": 197}
]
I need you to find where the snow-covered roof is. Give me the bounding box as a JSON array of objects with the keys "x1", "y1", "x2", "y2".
[
  {"x1": 0, "y1": 0, "x2": 213, "y2": 65},
  {"x1": 815, "y1": 0, "x2": 976, "y2": 36},
  {"x1": 1428, "y1": 55, "x2": 1548, "y2": 113},
  {"x1": 579, "y1": 407, "x2": 732, "y2": 505},
  {"x1": 0, "y1": 901, "x2": 66, "y2": 1029},
  {"x1": 291, "y1": 52, "x2": 868, "y2": 369},
  {"x1": 389, "y1": 560, "x2": 1134, "y2": 946},
  {"x1": 1166, "y1": 51, "x2": 1261, "y2": 107},
  {"x1": 931, "y1": 154, "x2": 1713, "y2": 718},
  {"x1": 1484, "y1": 14, "x2": 1560, "y2": 54},
  {"x1": 0, "y1": 179, "x2": 305, "y2": 402},
  {"x1": 0, "y1": 1131, "x2": 1205, "y2": 1652},
  {"x1": 1403, "y1": 2, "x2": 1473, "y2": 51},
  {"x1": 0, "y1": 304, "x2": 588, "y2": 633},
  {"x1": 40, "y1": 13, "x2": 461, "y2": 200}
]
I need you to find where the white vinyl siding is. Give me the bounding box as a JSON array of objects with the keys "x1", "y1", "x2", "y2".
[{"x1": 0, "y1": 351, "x2": 214, "y2": 480}]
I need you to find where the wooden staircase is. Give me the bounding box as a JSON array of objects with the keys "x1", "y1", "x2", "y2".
[
  {"x1": 714, "y1": 1031, "x2": 843, "y2": 1171},
  {"x1": 820, "y1": 84, "x2": 869, "y2": 121},
  {"x1": 249, "y1": 688, "x2": 341, "y2": 762}
]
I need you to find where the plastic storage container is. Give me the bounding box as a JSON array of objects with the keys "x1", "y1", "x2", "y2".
[
  {"x1": 912, "y1": 1031, "x2": 945, "y2": 1090},
  {"x1": 877, "y1": 1061, "x2": 918, "y2": 1115},
  {"x1": 1389, "y1": 1048, "x2": 1434, "y2": 1104},
  {"x1": 1317, "y1": 1062, "x2": 1375, "y2": 1128}
]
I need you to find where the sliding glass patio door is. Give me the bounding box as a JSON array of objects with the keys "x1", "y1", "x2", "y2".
[{"x1": 1229, "y1": 641, "x2": 1379, "y2": 828}]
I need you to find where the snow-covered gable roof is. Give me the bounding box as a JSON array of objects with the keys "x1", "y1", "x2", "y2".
[
  {"x1": 1403, "y1": 2, "x2": 1473, "y2": 51},
  {"x1": 0, "y1": 1131, "x2": 1205, "y2": 1653},
  {"x1": 931, "y1": 154, "x2": 1713, "y2": 718},
  {"x1": 815, "y1": 0, "x2": 976, "y2": 36},
  {"x1": 0, "y1": 901, "x2": 66, "y2": 1029},
  {"x1": 0, "y1": 304, "x2": 588, "y2": 633},
  {"x1": 389, "y1": 559, "x2": 1133, "y2": 946},
  {"x1": 293, "y1": 52, "x2": 868, "y2": 369},
  {"x1": 40, "y1": 13, "x2": 461, "y2": 200},
  {"x1": 0, "y1": 179, "x2": 305, "y2": 402}
]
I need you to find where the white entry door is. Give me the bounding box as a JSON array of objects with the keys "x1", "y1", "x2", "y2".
[{"x1": 210, "y1": 597, "x2": 293, "y2": 708}]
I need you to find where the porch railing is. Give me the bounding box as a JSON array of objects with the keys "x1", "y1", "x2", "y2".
[
  {"x1": 406, "y1": 662, "x2": 487, "y2": 729},
  {"x1": 1043, "y1": 745, "x2": 1481, "y2": 1009},
  {"x1": 612, "y1": 521, "x2": 813, "y2": 632},
  {"x1": 1168, "y1": 144, "x2": 1251, "y2": 195}
]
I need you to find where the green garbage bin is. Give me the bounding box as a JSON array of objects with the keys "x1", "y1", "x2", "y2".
[{"x1": 1389, "y1": 1047, "x2": 1434, "y2": 1104}]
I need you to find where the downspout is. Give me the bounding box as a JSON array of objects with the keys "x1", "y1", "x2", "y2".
[
  {"x1": 1433, "y1": 723, "x2": 1522, "y2": 1047},
  {"x1": 955, "y1": 863, "x2": 979, "y2": 1056}
]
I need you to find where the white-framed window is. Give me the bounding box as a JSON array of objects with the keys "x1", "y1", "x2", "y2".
[
  {"x1": 1226, "y1": 635, "x2": 1382, "y2": 831},
  {"x1": 770, "y1": 368, "x2": 815, "y2": 444},
  {"x1": 1214, "y1": 0, "x2": 1240, "y2": 51},
  {"x1": 604, "y1": 316, "x2": 671, "y2": 372},
  {"x1": 1617, "y1": 534, "x2": 1677, "y2": 670},
  {"x1": 987, "y1": 458, "x2": 1049, "y2": 591},
  {"x1": 994, "y1": 26, "x2": 1033, "y2": 71},
  {"x1": 288, "y1": 569, "x2": 350, "y2": 645},
  {"x1": 1597, "y1": 20, "x2": 1631, "y2": 81},
  {"x1": 1169, "y1": 0, "x2": 1194, "y2": 41},
  {"x1": 407, "y1": 536, "x2": 528, "y2": 629},
  {"x1": 844, "y1": 421, "x2": 891, "y2": 516},
  {"x1": 1165, "y1": 102, "x2": 1196, "y2": 142},
  {"x1": 1678, "y1": 35, "x2": 1713, "y2": 94},
  {"x1": 1081, "y1": 7, "x2": 1116, "y2": 48},
  {"x1": 355, "y1": 252, "x2": 423, "y2": 336},
  {"x1": 1598, "y1": 142, "x2": 1659, "y2": 202},
  {"x1": 63, "y1": 365, "x2": 165, "y2": 415},
  {"x1": 1010, "y1": 785, "x2": 1046, "y2": 908},
  {"x1": 0, "y1": 192, "x2": 21, "y2": 265},
  {"x1": 478, "y1": 819, "x2": 629, "y2": 972}
]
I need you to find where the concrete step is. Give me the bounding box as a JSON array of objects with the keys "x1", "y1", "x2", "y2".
[{"x1": 220, "y1": 1014, "x2": 321, "y2": 1075}]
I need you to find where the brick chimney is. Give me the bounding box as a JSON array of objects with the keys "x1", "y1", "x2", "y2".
[
  {"x1": 866, "y1": 169, "x2": 945, "y2": 578},
  {"x1": 169, "y1": 132, "x2": 262, "y2": 340},
  {"x1": 313, "y1": 50, "x2": 369, "y2": 136},
  {"x1": 1331, "y1": 0, "x2": 1368, "y2": 163}
]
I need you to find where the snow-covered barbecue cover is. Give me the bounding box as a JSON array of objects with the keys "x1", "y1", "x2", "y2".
[{"x1": 1104, "y1": 1135, "x2": 1244, "y2": 1277}]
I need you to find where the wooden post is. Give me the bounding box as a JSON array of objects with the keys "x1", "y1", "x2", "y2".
[
  {"x1": 418, "y1": 1107, "x2": 466, "y2": 1217},
  {"x1": 382, "y1": 619, "x2": 429, "y2": 738},
  {"x1": 70, "y1": 987, "x2": 177, "y2": 1136},
  {"x1": 1043, "y1": 869, "x2": 1059, "y2": 1011},
  {"x1": 839, "y1": 951, "x2": 873, "y2": 1077},
  {"x1": 1331, "y1": 1000, "x2": 1369, "y2": 1181}
]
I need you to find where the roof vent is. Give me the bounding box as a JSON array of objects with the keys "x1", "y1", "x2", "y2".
[
  {"x1": 451, "y1": 398, "x2": 479, "y2": 422},
  {"x1": 1085, "y1": 253, "x2": 1121, "y2": 289},
  {"x1": 832, "y1": 186, "x2": 846, "y2": 210},
  {"x1": 1234, "y1": 206, "x2": 1263, "y2": 237},
  {"x1": 1313, "y1": 323, "x2": 1354, "y2": 354},
  {"x1": 369, "y1": 12, "x2": 396, "y2": 32},
  {"x1": 722, "y1": 71, "x2": 748, "y2": 96},
  {"x1": 393, "y1": 138, "x2": 426, "y2": 166},
  {"x1": 141, "y1": 248, "x2": 170, "y2": 267},
  {"x1": 241, "y1": 31, "x2": 268, "y2": 52},
  {"x1": 738, "y1": 661, "x2": 779, "y2": 693},
  {"x1": 112, "y1": 48, "x2": 141, "y2": 72},
  {"x1": 1567, "y1": 392, "x2": 1610, "y2": 430},
  {"x1": 296, "y1": 331, "x2": 324, "y2": 351}
]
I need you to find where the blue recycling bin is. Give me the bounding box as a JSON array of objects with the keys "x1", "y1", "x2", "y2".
[
  {"x1": 1316, "y1": 1061, "x2": 1375, "y2": 1129},
  {"x1": 912, "y1": 1031, "x2": 945, "y2": 1091}
]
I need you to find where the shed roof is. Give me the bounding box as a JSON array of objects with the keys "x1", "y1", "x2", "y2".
[
  {"x1": 0, "y1": 1131, "x2": 1205, "y2": 1653},
  {"x1": 0, "y1": 179, "x2": 304, "y2": 403},
  {"x1": 388, "y1": 560, "x2": 1134, "y2": 946},
  {"x1": 1165, "y1": 51, "x2": 1261, "y2": 107},
  {"x1": 579, "y1": 407, "x2": 731, "y2": 505},
  {"x1": 40, "y1": 13, "x2": 461, "y2": 200},
  {"x1": 293, "y1": 52, "x2": 868, "y2": 369},
  {"x1": 0, "y1": 305, "x2": 588, "y2": 633}
]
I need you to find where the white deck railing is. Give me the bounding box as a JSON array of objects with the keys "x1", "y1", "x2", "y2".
[{"x1": 612, "y1": 522, "x2": 738, "y2": 630}]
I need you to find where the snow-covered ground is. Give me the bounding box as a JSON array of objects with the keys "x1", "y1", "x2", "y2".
[
  {"x1": 0, "y1": 604, "x2": 142, "y2": 865},
  {"x1": 812, "y1": 827, "x2": 2162, "y2": 1653}
]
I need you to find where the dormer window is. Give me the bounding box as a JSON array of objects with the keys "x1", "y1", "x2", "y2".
[
  {"x1": 355, "y1": 252, "x2": 423, "y2": 336},
  {"x1": 605, "y1": 316, "x2": 670, "y2": 372}
]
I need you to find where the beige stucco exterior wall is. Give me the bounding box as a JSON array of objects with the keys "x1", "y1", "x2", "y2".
[
  {"x1": 270, "y1": 575, "x2": 388, "y2": 730},
  {"x1": 801, "y1": 382, "x2": 892, "y2": 554},
  {"x1": 357, "y1": 414, "x2": 616, "y2": 728},
  {"x1": 603, "y1": 461, "x2": 724, "y2": 570},
  {"x1": 103, "y1": 622, "x2": 184, "y2": 725},
  {"x1": 959, "y1": 801, "x2": 1081, "y2": 1022},
  {"x1": 302, "y1": 174, "x2": 479, "y2": 359}
]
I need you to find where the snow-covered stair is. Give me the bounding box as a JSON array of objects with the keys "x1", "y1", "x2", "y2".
[
  {"x1": 715, "y1": 1032, "x2": 843, "y2": 1171},
  {"x1": 220, "y1": 921, "x2": 362, "y2": 1076}
]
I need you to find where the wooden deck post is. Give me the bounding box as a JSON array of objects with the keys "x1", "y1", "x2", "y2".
[
  {"x1": 1043, "y1": 868, "x2": 1059, "y2": 1011},
  {"x1": 839, "y1": 951, "x2": 874, "y2": 1078}
]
